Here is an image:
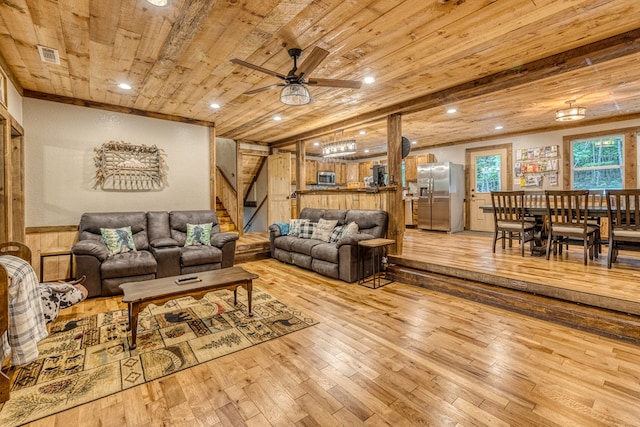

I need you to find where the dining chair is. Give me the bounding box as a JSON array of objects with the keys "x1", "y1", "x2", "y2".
[
  {"x1": 586, "y1": 189, "x2": 606, "y2": 255},
  {"x1": 605, "y1": 189, "x2": 640, "y2": 268},
  {"x1": 491, "y1": 191, "x2": 535, "y2": 256},
  {"x1": 545, "y1": 190, "x2": 597, "y2": 265}
]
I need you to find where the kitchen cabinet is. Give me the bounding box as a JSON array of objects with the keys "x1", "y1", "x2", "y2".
[
  {"x1": 305, "y1": 159, "x2": 318, "y2": 184},
  {"x1": 335, "y1": 162, "x2": 347, "y2": 185},
  {"x1": 347, "y1": 163, "x2": 359, "y2": 183},
  {"x1": 359, "y1": 161, "x2": 373, "y2": 182},
  {"x1": 404, "y1": 155, "x2": 417, "y2": 182}
]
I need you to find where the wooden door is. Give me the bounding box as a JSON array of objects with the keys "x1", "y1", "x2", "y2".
[
  {"x1": 469, "y1": 147, "x2": 509, "y2": 232},
  {"x1": 268, "y1": 153, "x2": 292, "y2": 226}
]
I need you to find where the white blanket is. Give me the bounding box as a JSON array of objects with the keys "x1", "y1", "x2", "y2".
[{"x1": 0, "y1": 255, "x2": 48, "y2": 366}]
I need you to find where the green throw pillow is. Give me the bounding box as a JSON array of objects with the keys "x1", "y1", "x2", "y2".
[
  {"x1": 100, "y1": 226, "x2": 136, "y2": 255},
  {"x1": 185, "y1": 223, "x2": 213, "y2": 246}
]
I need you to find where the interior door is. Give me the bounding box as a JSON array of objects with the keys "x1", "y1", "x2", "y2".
[
  {"x1": 267, "y1": 153, "x2": 292, "y2": 226},
  {"x1": 469, "y1": 148, "x2": 509, "y2": 232}
]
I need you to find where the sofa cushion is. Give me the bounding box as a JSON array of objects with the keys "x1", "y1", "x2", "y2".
[
  {"x1": 181, "y1": 245, "x2": 222, "y2": 267},
  {"x1": 100, "y1": 226, "x2": 137, "y2": 255},
  {"x1": 273, "y1": 235, "x2": 298, "y2": 252},
  {"x1": 100, "y1": 250, "x2": 157, "y2": 279},
  {"x1": 185, "y1": 223, "x2": 213, "y2": 246},
  {"x1": 311, "y1": 242, "x2": 339, "y2": 263},
  {"x1": 311, "y1": 218, "x2": 338, "y2": 242},
  {"x1": 290, "y1": 238, "x2": 323, "y2": 256}
]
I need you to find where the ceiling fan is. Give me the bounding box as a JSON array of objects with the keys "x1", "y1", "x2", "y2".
[{"x1": 230, "y1": 47, "x2": 362, "y2": 105}]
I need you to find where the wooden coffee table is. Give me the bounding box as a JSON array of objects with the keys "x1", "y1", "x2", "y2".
[{"x1": 119, "y1": 266, "x2": 258, "y2": 349}]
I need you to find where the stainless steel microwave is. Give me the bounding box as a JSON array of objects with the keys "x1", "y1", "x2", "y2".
[{"x1": 317, "y1": 171, "x2": 336, "y2": 185}]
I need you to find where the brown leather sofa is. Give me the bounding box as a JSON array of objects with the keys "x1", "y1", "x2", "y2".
[
  {"x1": 268, "y1": 208, "x2": 388, "y2": 282},
  {"x1": 72, "y1": 210, "x2": 239, "y2": 297}
]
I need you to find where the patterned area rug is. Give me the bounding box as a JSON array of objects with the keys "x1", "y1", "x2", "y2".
[{"x1": 0, "y1": 287, "x2": 315, "y2": 426}]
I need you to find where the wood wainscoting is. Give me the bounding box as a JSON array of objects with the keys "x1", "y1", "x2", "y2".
[{"x1": 25, "y1": 225, "x2": 78, "y2": 282}]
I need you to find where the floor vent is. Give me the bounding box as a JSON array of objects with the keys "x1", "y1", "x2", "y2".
[{"x1": 37, "y1": 45, "x2": 60, "y2": 65}]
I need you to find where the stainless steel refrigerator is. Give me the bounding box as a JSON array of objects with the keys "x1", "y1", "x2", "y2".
[{"x1": 417, "y1": 162, "x2": 464, "y2": 232}]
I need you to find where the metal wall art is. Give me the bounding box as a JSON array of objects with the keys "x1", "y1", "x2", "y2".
[{"x1": 93, "y1": 140, "x2": 167, "y2": 191}]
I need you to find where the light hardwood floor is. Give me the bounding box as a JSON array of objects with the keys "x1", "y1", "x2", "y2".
[{"x1": 22, "y1": 257, "x2": 640, "y2": 426}]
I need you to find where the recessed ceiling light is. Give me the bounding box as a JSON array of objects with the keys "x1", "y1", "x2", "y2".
[
  {"x1": 313, "y1": 142, "x2": 320, "y2": 146},
  {"x1": 210, "y1": 103, "x2": 221, "y2": 109},
  {"x1": 363, "y1": 76, "x2": 375, "y2": 84},
  {"x1": 411, "y1": 141, "x2": 417, "y2": 145},
  {"x1": 359, "y1": 130, "x2": 366, "y2": 135},
  {"x1": 364, "y1": 149, "x2": 370, "y2": 153},
  {"x1": 273, "y1": 115, "x2": 282, "y2": 121},
  {"x1": 446, "y1": 108, "x2": 457, "y2": 114},
  {"x1": 495, "y1": 125, "x2": 504, "y2": 130},
  {"x1": 117, "y1": 83, "x2": 132, "y2": 90},
  {"x1": 146, "y1": 0, "x2": 169, "y2": 6}
]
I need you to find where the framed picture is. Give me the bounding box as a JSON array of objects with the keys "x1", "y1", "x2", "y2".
[{"x1": 0, "y1": 67, "x2": 6, "y2": 108}]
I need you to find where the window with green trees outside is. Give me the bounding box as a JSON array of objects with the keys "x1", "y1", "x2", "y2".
[{"x1": 571, "y1": 135, "x2": 623, "y2": 190}]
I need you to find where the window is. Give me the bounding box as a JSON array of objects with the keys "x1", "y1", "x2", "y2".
[
  {"x1": 475, "y1": 154, "x2": 501, "y2": 193},
  {"x1": 571, "y1": 135, "x2": 623, "y2": 190}
]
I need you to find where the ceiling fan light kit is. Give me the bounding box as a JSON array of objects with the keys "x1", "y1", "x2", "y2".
[
  {"x1": 555, "y1": 100, "x2": 586, "y2": 121},
  {"x1": 280, "y1": 83, "x2": 311, "y2": 105},
  {"x1": 230, "y1": 46, "x2": 361, "y2": 106},
  {"x1": 322, "y1": 140, "x2": 357, "y2": 157}
]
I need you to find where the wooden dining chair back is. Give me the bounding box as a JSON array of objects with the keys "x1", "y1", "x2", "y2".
[
  {"x1": 0, "y1": 241, "x2": 32, "y2": 264},
  {"x1": 605, "y1": 189, "x2": 640, "y2": 268},
  {"x1": 491, "y1": 191, "x2": 535, "y2": 256},
  {"x1": 545, "y1": 190, "x2": 597, "y2": 265}
]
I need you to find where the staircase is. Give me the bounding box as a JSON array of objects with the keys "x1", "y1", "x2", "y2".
[{"x1": 216, "y1": 197, "x2": 237, "y2": 232}]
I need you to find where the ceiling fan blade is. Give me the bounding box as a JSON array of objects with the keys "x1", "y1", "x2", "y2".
[
  {"x1": 296, "y1": 47, "x2": 330, "y2": 77},
  {"x1": 243, "y1": 84, "x2": 284, "y2": 95},
  {"x1": 307, "y1": 78, "x2": 362, "y2": 89},
  {"x1": 230, "y1": 58, "x2": 287, "y2": 80}
]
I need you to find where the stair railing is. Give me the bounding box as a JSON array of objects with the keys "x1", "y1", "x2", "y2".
[
  {"x1": 244, "y1": 195, "x2": 268, "y2": 232},
  {"x1": 216, "y1": 167, "x2": 238, "y2": 230}
]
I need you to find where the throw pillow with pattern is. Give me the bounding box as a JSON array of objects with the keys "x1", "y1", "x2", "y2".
[
  {"x1": 101, "y1": 226, "x2": 137, "y2": 255},
  {"x1": 341, "y1": 221, "x2": 359, "y2": 238},
  {"x1": 311, "y1": 218, "x2": 338, "y2": 242},
  {"x1": 185, "y1": 222, "x2": 213, "y2": 246},
  {"x1": 328, "y1": 225, "x2": 345, "y2": 243},
  {"x1": 298, "y1": 222, "x2": 316, "y2": 239},
  {"x1": 289, "y1": 219, "x2": 309, "y2": 237}
]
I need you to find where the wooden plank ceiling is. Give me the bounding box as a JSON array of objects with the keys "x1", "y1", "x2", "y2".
[{"x1": 1, "y1": 0, "x2": 640, "y2": 158}]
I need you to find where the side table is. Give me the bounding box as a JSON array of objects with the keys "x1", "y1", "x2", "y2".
[
  {"x1": 358, "y1": 238, "x2": 395, "y2": 289},
  {"x1": 40, "y1": 249, "x2": 74, "y2": 282}
]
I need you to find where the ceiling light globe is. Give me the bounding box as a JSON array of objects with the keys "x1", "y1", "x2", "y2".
[{"x1": 280, "y1": 84, "x2": 311, "y2": 106}]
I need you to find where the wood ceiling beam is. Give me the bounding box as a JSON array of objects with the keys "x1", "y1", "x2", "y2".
[
  {"x1": 270, "y1": 28, "x2": 640, "y2": 148},
  {"x1": 23, "y1": 90, "x2": 215, "y2": 127}
]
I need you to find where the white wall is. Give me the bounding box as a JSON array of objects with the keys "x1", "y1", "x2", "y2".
[
  {"x1": 6, "y1": 75, "x2": 23, "y2": 125},
  {"x1": 24, "y1": 99, "x2": 210, "y2": 226}
]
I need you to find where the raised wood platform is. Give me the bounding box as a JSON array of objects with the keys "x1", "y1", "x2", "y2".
[{"x1": 387, "y1": 229, "x2": 640, "y2": 344}]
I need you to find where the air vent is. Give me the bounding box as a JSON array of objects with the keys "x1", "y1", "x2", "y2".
[{"x1": 37, "y1": 45, "x2": 60, "y2": 65}]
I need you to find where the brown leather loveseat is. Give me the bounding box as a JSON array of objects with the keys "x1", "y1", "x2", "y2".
[{"x1": 72, "y1": 210, "x2": 239, "y2": 297}]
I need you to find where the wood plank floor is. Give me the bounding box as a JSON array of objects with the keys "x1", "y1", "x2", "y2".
[
  {"x1": 21, "y1": 258, "x2": 640, "y2": 426},
  {"x1": 393, "y1": 229, "x2": 640, "y2": 315}
]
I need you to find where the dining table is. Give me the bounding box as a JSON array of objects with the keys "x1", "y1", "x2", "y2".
[{"x1": 481, "y1": 205, "x2": 609, "y2": 256}]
